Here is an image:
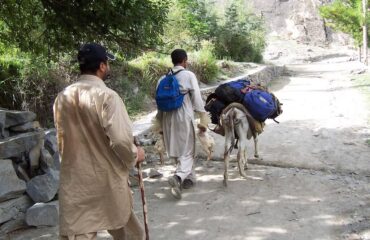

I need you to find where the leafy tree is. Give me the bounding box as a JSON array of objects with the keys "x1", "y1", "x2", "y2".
[
  {"x1": 319, "y1": 0, "x2": 369, "y2": 46},
  {"x1": 0, "y1": 0, "x2": 170, "y2": 58},
  {"x1": 214, "y1": 1, "x2": 266, "y2": 62},
  {"x1": 161, "y1": 0, "x2": 218, "y2": 51},
  {"x1": 178, "y1": 0, "x2": 218, "y2": 44}
]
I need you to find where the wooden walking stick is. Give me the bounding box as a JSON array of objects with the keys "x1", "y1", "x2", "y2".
[
  {"x1": 134, "y1": 137, "x2": 149, "y2": 240},
  {"x1": 136, "y1": 162, "x2": 149, "y2": 240}
]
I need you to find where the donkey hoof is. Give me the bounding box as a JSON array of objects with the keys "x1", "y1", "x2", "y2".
[
  {"x1": 223, "y1": 179, "x2": 228, "y2": 187},
  {"x1": 254, "y1": 155, "x2": 263, "y2": 161}
]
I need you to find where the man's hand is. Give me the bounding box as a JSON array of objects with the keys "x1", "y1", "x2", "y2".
[{"x1": 136, "y1": 146, "x2": 145, "y2": 167}]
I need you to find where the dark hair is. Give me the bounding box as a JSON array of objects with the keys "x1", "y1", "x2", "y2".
[
  {"x1": 79, "y1": 60, "x2": 106, "y2": 74},
  {"x1": 77, "y1": 43, "x2": 114, "y2": 74},
  {"x1": 171, "y1": 49, "x2": 187, "y2": 65}
]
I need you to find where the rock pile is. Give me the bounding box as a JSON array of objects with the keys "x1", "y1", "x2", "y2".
[{"x1": 0, "y1": 109, "x2": 60, "y2": 237}]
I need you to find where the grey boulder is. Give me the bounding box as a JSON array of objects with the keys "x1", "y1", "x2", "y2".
[
  {"x1": 0, "y1": 110, "x2": 36, "y2": 128},
  {"x1": 26, "y1": 170, "x2": 59, "y2": 203},
  {"x1": 0, "y1": 160, "x2": 26, "y2": 201},
  {"x1": 0, "y1": 131, "x2": 44, "y2": 159},
  {"x1": 26, "y1": 201, "x2": 59, "y2": 227},
  {"x1": 0, "y1": 212, "x2": 27, "y2": 235},
  {"x1": 44, "y1": 129, "x2": 58, "y2": 155},
  {"x1": 10, "y1": 121, "x2": 40, "y2": 132},
  {"x1": 0, "y1": 195, "x2": 33, "y2": 224}
]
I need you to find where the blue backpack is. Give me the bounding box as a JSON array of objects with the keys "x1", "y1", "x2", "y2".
[
  {"x1": 156, "y1": 69, "x2": 185, "y2": 112},
  {"x1": 243, "y1": 90, "x2": 278, "y2": 122},
  {"x1": 227, "y1": 79, "x2": 251, "y2": 90}
]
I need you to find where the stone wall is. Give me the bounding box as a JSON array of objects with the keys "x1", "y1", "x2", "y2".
[
  {"x1": 200, "y1": 65, "x2": 286, "y2": 97},
  {"x1": 0, "y1": 109, "x2": 60, "y2": 238}
]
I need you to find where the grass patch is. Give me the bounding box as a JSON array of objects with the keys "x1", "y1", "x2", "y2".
[{"x1": 353, "y1": 73, "x2": 370, "y2": 123}]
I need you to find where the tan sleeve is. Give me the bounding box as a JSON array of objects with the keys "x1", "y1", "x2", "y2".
[
  {"x1": 101, "y1": 92, "x2": 137, "y2": 169},
  {"x1": 53, "y1": 95, "x2": 63, "y2": 156},
  {"x1": 189, "y1": 72, "x2": 206, "y2": 113}
]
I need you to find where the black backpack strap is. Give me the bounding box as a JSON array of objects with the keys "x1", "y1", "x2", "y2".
[{"x1": 167, "y1": 69, "x2": 184, "y2": 76}]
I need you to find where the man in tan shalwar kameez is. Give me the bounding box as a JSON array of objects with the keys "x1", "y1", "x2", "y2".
[
  {"x1": 54, "y1": 43, "x2": 145, "y2": 240},
  {"x1": 156, "y1": 49, "x2": 209, "y2": 199}
]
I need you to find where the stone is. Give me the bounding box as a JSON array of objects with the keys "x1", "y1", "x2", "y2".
[
  {"x1": 138, "y1": 138, "x2": 154, "y2": 146},
  {"x1": 0, "y1": 111, "x2": 5, "y2": 139},
  {"x1": 40, "y1": 148, "x2": 57, "y2": 172},
  {"x1": 44, "y1": 129, "x2": 58, "y2": 155},
  {"x1": 25, "y1": 201, "x2": 59, "y2": 227},
  {"x1": 52, "y1": 152, "x2": 61, "y2": 170},
  {"x1": 2, "y1": 129, "x2": 9, "y2": 138},
  {"x1": 130, "y1": 169, "x2": 148, "y2": 178},
  {"x1": 0, "y1": 160, "x2": 26, "y2": 201},
  {"x1": 26, "y1": 170, "x2": 59, "y2": 203},
  {"x1": 10, "y1": 121, "x2": 40, "y2": 132},
  {"x1": 129, "y1": 176, "x2": 139, "y2": 187},
  {"x1": 0, "y1": 131, "x2": 44, "y2": 159},
  {"x1": 14, "y1": 164, "x2": 30, "y2": 182},
  {"x1": 0, "y1": 212, "x2": 27, "y2": 235},
  {"x1": 28, "y1": 137, "x2": 44, "y2": 177},
  {"x1": 0, "y1": 195, "x2": 33, "y2": 224},
  {"x1": 149, "y1": 168, "x2": 163, "y2": 178},
  {"x1": 0, "y1": 110, "x2": 36, "y2": 128}
]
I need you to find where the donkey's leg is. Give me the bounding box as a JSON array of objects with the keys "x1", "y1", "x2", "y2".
[
  {"x1": 223, "y1": 132, "x2": 233, "y2": 187},
  {"x1": 242, "y1": 138, "x2": 248, "y2": 170},
  {"x1": 159, "y1": 152, "x2": 164, "y2": 165},
  {"x1": 236, "y1": 127, "x2": 247, "y2": 177},
  {"x1": 207, "y1": 149, "x2": 212, "y2": 162},
  {"x1": 253, "y1": 136, "x2": 262, "y2": 160}
]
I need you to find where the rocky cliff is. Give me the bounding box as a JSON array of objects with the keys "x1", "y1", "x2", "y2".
[{"x1": 217, "y1": 0, "x2": 351, "y2": 46}]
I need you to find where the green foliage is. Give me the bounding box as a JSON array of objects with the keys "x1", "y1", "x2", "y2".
[
  {"x1": 212, "y1": 1, "x2": 265, "y2": 62},
  {"x1": 129, "y1": 53, "x2": 172, "y2": 96},
  {"x1": 0, "y1": 0, "x2": 267, "y2": 123},
  {"x1": 0, "y1": 56, "x2": 77, "y2": 126},
  {"x1": 161, "y1": 0, "x2": 218, "y2": 51},
  {"x1": 0, "y1": 42, "x2": 27, "y2": 109},
  {"x1": 354, "y1": 73, "x2": 370, "y2": 122},
  {"x1": 162, "y1": 0, "x2": 265, "y2": 62},
  {"x1": 188, "y1": 41, "x2": 219, "y2": 83},
  {"x1": 105, "y1": 54, "x2": 171, "y2": 115},
  {"x1": 177, "y1": 0, "x2": 218, "y2": 44},
  {"x1": 0, "y1": 0, "x2": 170, "y2": 58},
  {"x1": 319, "y1": 0, "x2": 369, "y2": 46}
]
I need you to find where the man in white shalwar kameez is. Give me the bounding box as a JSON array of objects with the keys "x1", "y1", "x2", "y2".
[{"x1": 156, "y1": 49, "x2": 209, "y2": 199}]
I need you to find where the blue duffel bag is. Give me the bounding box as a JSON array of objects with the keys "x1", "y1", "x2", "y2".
[
  {"x1": 227, "y1": 79, "x2": 251, "y2": 90},
  {"x1": 243, "y1": 90, "x2": 278, "y2": 122}
]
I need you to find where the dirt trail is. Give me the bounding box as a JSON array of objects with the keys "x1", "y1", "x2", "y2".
[
  {"x1": 131, "y1": 58, "x2": 370, "y2": 240},
  {"x1": 8, "y1": 56, "x2": 370, "y2": 240},
  {"x1": 208, "y1": 60, "x2": 370, "y2": 174}
]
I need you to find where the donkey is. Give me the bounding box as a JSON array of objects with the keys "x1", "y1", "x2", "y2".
[{"x1": 220, "y1": 103, "x2": 262, "y2": 186}]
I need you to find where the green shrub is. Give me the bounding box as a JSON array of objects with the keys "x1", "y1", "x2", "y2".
[
  {"x1": 17, "y1": 58, "x2": 76, "y2": 127},
  {"x1": 213, "y1": 1, "x2": 266, "y2": 62},
  {"x1": 0, "y1": 44, "x2": 25, "y2": 109},
  {"x1": 107, "y1": 54, "x2": 171, "y2": 116},
  {"x1": 188, "y1": 41, "x2": 219, "y2": 83},
  {"x1": 128, "y1": 53, "x2": 171, "y2": 96}
]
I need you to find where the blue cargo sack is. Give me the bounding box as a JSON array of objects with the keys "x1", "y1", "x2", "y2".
[
  {"x1": 227, "y1": 79, "x2": 250, "y2": 90},
  {"x1": 156, "y1": 69, "x2": 185, "y2": 112},
  {"x1": 243, "y1": 90, "x2": 277, "y2": 122}
]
